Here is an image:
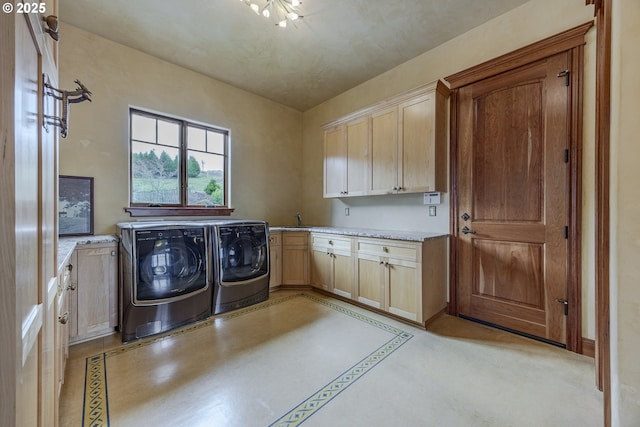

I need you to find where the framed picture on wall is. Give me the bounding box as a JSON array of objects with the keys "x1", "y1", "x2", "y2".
[{"x1": 59, "y1": 175, "x2": 94, "y2": 236}]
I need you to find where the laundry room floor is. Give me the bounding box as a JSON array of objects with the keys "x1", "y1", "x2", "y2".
[{"x1": 59, "y1": 290, "x2": 602, "y2": 427}]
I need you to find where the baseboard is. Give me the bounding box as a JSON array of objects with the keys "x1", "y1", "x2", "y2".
[{"x1": 581, "y1": 337, "x2": 595, "y2": 358}]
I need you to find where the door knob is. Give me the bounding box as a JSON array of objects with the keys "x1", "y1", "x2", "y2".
[{"x1": 461, "y1": 226, "x2": 476, "y2": 235}]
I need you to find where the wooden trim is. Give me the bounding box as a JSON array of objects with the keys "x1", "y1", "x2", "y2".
[
  {"x1": 592, "y1": 0, "x2": 611, "y2": 425},
  {"x1": 582, "y1": 337, "x2": 596, "y2": 358},
  {"x1": 322, "y1": 80, "x2": 449, "y2": 129},
  {"x1": 445, "y1": 22, "x2": 593, "y2": 89},
  {"x1": 124, "y1": 207, "x2": 234, "y2": 217},
  {"x1": 567, "y1": 44, "x2": 585, "y2": 354},
  {"x1": 448, "y1": 93, "x2": 459, "y2": 316},
  {"x1": 448, "y1": 25, "x2": 589, "y2": 353}
]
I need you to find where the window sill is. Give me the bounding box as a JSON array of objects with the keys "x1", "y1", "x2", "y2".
[{"x1": 124, "y1": 207, "x2": 235, "y2": 217}]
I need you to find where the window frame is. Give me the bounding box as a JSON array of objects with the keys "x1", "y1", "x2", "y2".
[{"x1": 125, "y1": 108, "x2": 233, "y2": 217}]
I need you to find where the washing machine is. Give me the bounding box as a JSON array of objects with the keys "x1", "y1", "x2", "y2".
[
  {"x1": 211, "y1": 220, "x2": 270, "y2": 315},
  {"x1": 118, "y1": 222, "x2": 213, "y2": 342}
]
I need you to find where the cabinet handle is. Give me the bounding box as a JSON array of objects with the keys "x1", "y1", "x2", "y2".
[
  {"x1": 67, "y1": 283, "x2": 76, "y2": 291},
  {"x1": 379, "y1": 260, "x2": 384, "y2": 265},
  {"x1": 58, "y1": 312, "x2": 69, "y2": 325},
  {"x1": 66, "y1": 263, "x2": 73, "y2": 272},
  {"x1": 382, "y1": 246, "x2": 388, "y2": 252},
  {"x1": 329, "y1": 240, "x2": 333, "y2": 245}
]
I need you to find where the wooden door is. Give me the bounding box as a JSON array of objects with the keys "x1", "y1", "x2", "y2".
[
  {"x1": 323, "y1": 125, "x2": 346, "y2": 197},
  {"x1": 310, "y1": 248, "x2": 331, "y2": 291},
  {"x1": 345, "y1": 117, "x2": 368, "y2": 196},
  {"x1": 369, "y1": 107, "x2": 398, "y2": 195},
  {"x1": 386, "y1": 258, "x2": 420, "y2": 322},
  {"x1": 332, "y1": 249, "x2": 353, "y2": 298},
  {"x1": 398, "y1": 94, "x2": 434, "y2": 193},
  {"x1": 356, "y1": 255, "x2": 384, "y2": 308},
  {"x1": 457, "y1": 52, "x2": 571, "y2": 345}
]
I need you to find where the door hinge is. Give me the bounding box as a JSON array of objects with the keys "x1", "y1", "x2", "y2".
[
  {"x1": 557, "y1": 70, "x2": 570, "y2": 86},
  {"x1": 556, "y1": 299, "x2": 569, "y2": 316},
  {"x1": 564, "y1": 225, "x2": 569, "y2": 239},
  {"x1": 564, "y1": 149, "x2": 569, "y2": 163}
]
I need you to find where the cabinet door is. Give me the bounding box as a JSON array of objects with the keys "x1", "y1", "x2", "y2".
[
  {"x1": 324, "y1": 125, "x2": 346, "y2": 197},
  {"x1": 386, "y1": 258, "x2": 420, "y2": 322},
  {"x1": 282, "y1": 232, "x2": 309, "y2": 285},
  {"x1": 345, "y1": 117, "x2": 369, "y2": 196},
  {"x1": 55, "y1": 286, "x2": 69, "y2": 399},
  {"x1": 75, "y1": 244, "x2": 117, "y2": 340},
  {"x1": 268, "y1": 233, "x2": 281, "y2": 288},
  {"x1": 370, "y1": 107, "x2": 398, "y2": 195},
  {"x1": 332, "y1": 250, "x2": 354, "y2": 298},
  {"x1": 356, "y1": 254, "x2": 384, "y2": 308},
  {"x1": 398, "y1": 94, "x2": 435, "y2": 193},
  {"x1": 310, "y1": 248, "x2": 332, "y2": 291}
]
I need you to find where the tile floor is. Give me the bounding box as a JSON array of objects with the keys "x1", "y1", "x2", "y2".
[{"x1": 59, "y1": 290, "x2": 603, "y2": 427}]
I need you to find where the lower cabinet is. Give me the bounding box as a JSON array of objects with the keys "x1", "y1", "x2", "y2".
[
  {"x1": 281, "y1": 231, "x2": 309, "y2": 285},
  {"x1": 269, "y1": 231, "x2": 282, "y2": 288},
  {"x1": 310, "y1": 233, "x2": 355, "y2": 298},
  {"x1": 69, "y1": 242, "x2": 118, "y2": 344},
  {"x1": 275, "y1": 228, "x2": 448, "y2": 327},
  {"x1": 54, "y1": 253, "x2": 74, "y2": 415},
  {"x1": 356, "y1": 236, "x2": 447, "y2": 324}
]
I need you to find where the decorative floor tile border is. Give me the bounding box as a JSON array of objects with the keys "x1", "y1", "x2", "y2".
[
  {"x1": 81, "y1": 292, "x2": 413, "y2": 427},
  {"x1": 83, "y1": 353, "x2": 109, "y2": 427}
]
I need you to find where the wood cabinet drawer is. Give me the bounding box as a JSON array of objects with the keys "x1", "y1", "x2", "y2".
[
  {"x1": 311, "y1": 234, "x2": 352, "y2": 251},
  {"x1": 283, "y1": 232, "x2": 308, "y2": 247},
  {"x1": 357, "y1": 239, "x2": 418, "y2": 260}
]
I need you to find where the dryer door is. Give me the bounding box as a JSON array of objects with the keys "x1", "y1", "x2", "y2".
[
  {"x1": 134, "y1": 227, "x2": 208, "y2": 304},
  {"x1": 218, "y1": 225, "x2": 268, "y2": 284}
]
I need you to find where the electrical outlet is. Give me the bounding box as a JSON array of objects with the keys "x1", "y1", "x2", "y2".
[
  {"x1": 429, "y1": 206, "x2": 437, "y2": 216},
  {"x1": 345, "y1": 208, "x2": 350, "y2": 216}
]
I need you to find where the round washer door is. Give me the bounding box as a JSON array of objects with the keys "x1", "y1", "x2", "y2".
[{"x1": 221, "y1": 235, "x2": 267, "y2": 282}]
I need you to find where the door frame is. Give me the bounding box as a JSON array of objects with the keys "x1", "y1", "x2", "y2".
[{"x1": 445, "y1": 22, "x2": 593, "y2": 353}]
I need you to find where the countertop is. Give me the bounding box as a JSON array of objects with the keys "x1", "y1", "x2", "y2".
[
  {"x1": 58, "y1": 235, "x2": 118, "y2": 273},
  {"x1": 269, "y1": 226, "x2": 448, "y2": 242}
]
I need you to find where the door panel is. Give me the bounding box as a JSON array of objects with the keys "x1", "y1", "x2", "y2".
[
  {"x1": 333, "y1": 252, "x2": 353, "y2": 297},
  {"x1": 356, "y1": 256, "x2": 383, "y2": 308},
  {"x1": 457, "y1": 52, "x2": 570, "y2": 345},
  {"x1": 370, "y1": 107, "x2": 397, "y2": 194},
  {"x1": 473, "y1": 83, "x2": 543, "y2": 222},
  {"x1": 346, "y1": 118, "x2": 368, "y2": 196},
  {"x1": 323, "y1": 126, "x2": 345, "y2": 197}
]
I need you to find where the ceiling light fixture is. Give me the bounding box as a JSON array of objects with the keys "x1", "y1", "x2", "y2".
[{"x1": 239, "y1": 0, "x2": 303, "y2": 28}]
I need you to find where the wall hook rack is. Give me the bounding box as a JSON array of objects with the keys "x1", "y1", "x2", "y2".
[{"x1": 43, "y1": 76, "x2": 92, "y2": 138}]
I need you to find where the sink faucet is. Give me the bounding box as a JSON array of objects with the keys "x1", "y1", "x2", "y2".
[{"x1": 295, "y1": 212, "x2": 302, "y2": 227}]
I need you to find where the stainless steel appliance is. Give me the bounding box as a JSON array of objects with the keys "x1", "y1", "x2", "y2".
[
  {"x1": 118, "y1": 222, "x2": 212, "y2": 342},
  {"x1": 211, "y1": 220, "x2": 270, "y2": 314}
]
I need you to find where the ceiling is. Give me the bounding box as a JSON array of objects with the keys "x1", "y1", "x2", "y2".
[{"x1": 58, "y1": 0, "x2": 531, "y2": 111}]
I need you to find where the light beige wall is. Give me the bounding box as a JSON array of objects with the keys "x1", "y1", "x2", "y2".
[
  {"x1": 611, "y1": 0, "x2": 640, "y2": 424},
  {"x1": 59, "y1": 23, "x2": 303, "y2": 235},
  {"x1": 302, "y1": 0, "x2": 596, "y2": 336}
]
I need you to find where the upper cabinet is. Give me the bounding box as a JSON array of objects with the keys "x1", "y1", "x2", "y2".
[
  {"x1": 323, "y1": 80, "x2": 449, "y2": 198},
  {"x1": 323, "y1": 116, "x2": 369, "y2": 198}
]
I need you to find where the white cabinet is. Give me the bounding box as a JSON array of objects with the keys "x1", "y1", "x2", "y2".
[
  {"x1": 323, "y1": 80, "x2": 449, "y2": 197},
  {"x1": 323, "y1": 116, "x2": 369, "y2": 198},
  {"x1": 309, "y1": 233, "x2": 355, "y2": 298},
  {"x1": 269, "y1": 231, "x2": 282, "y2": 288},
  {"x1": 69, "y1": 242, "x2": 118, "y2": 344}
]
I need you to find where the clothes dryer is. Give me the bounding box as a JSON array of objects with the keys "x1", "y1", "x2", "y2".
[{"x1": 211, "y1": 220, "x2": 270, "y2": 314}]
